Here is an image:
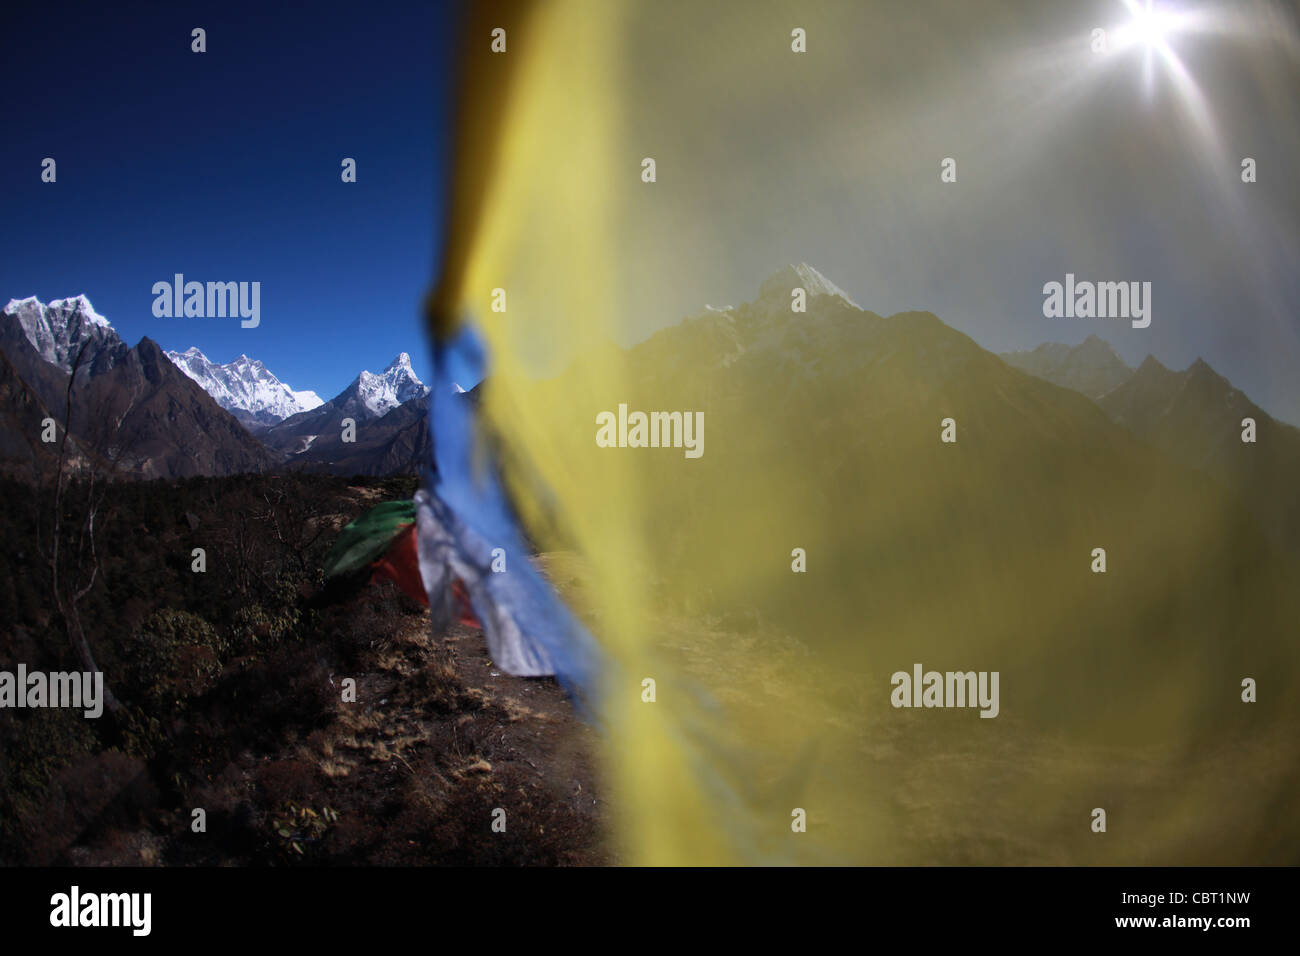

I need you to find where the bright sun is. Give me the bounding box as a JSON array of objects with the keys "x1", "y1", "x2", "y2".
[
  {"x1": 1118, "y1": 0, "x2": 1179, "y2": 51},
  {"x1": 1132, "y1": 2, "x2": 1175, "y2": 46}
]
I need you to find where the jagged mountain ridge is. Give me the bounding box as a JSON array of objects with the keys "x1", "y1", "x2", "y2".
[
  {"x1": 276, "y1": 382, "x2": 480, "y2": 476},
  {"x1": 0, "y1": 297, "x2": 276, "y2": 478},
  {"x1": 520, "y1": 263, "x2": 1291, "y2": 743},
  {"x1": 1, "y1": 295, "x2": 453, "y2": 477},
  {"x1": 261, "y1": 352, "x2": 430, "y2": 455},
  {"x1": 165, "y1": 346, "x2": 323, "y2": 428},
  {"x1": 998, "y1": 329, "x2": 1300, "y2": 557},
  {"x1": 1000, "y1": 334, "x2": 1133, "y2": 399},
  {"x1": 1098, "y1": 354, "x2": 1300, "y2": 557},
  {"x1": 72, "y1": 337, "x2": 279, "y2": 478}
]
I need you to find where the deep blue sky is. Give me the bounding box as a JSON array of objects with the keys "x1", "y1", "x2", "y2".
[{"x1": 2, "y1": 0, "x2": 457, "y2": 400}]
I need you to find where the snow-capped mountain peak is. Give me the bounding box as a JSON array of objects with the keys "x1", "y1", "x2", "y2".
[
  {"x1": 165, "y1": 346, "x2": 323, "y2": 423},
  {"x1": 349, "y1": 353, "x2": 429, "y2": 417},
  {"x1": 48, "y1": 294, "x2": 112, "y2": 328},
  {"x1": 2, "y1": 294, "x2": 124, "y2": 371},
  {"x1": 758, "y1": 263, "x2": 860, "y2": 309}
]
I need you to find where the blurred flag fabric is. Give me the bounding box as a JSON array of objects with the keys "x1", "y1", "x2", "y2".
[
  {"x1": 420, "y1": 0, "x2": 797, "y2": 865},
  {"x1": 415, "y1": 0, "x2": 1300, "y2": 866},
  {"x1": 323, "y1": 499, "x2": 481, "y2": 627}
]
